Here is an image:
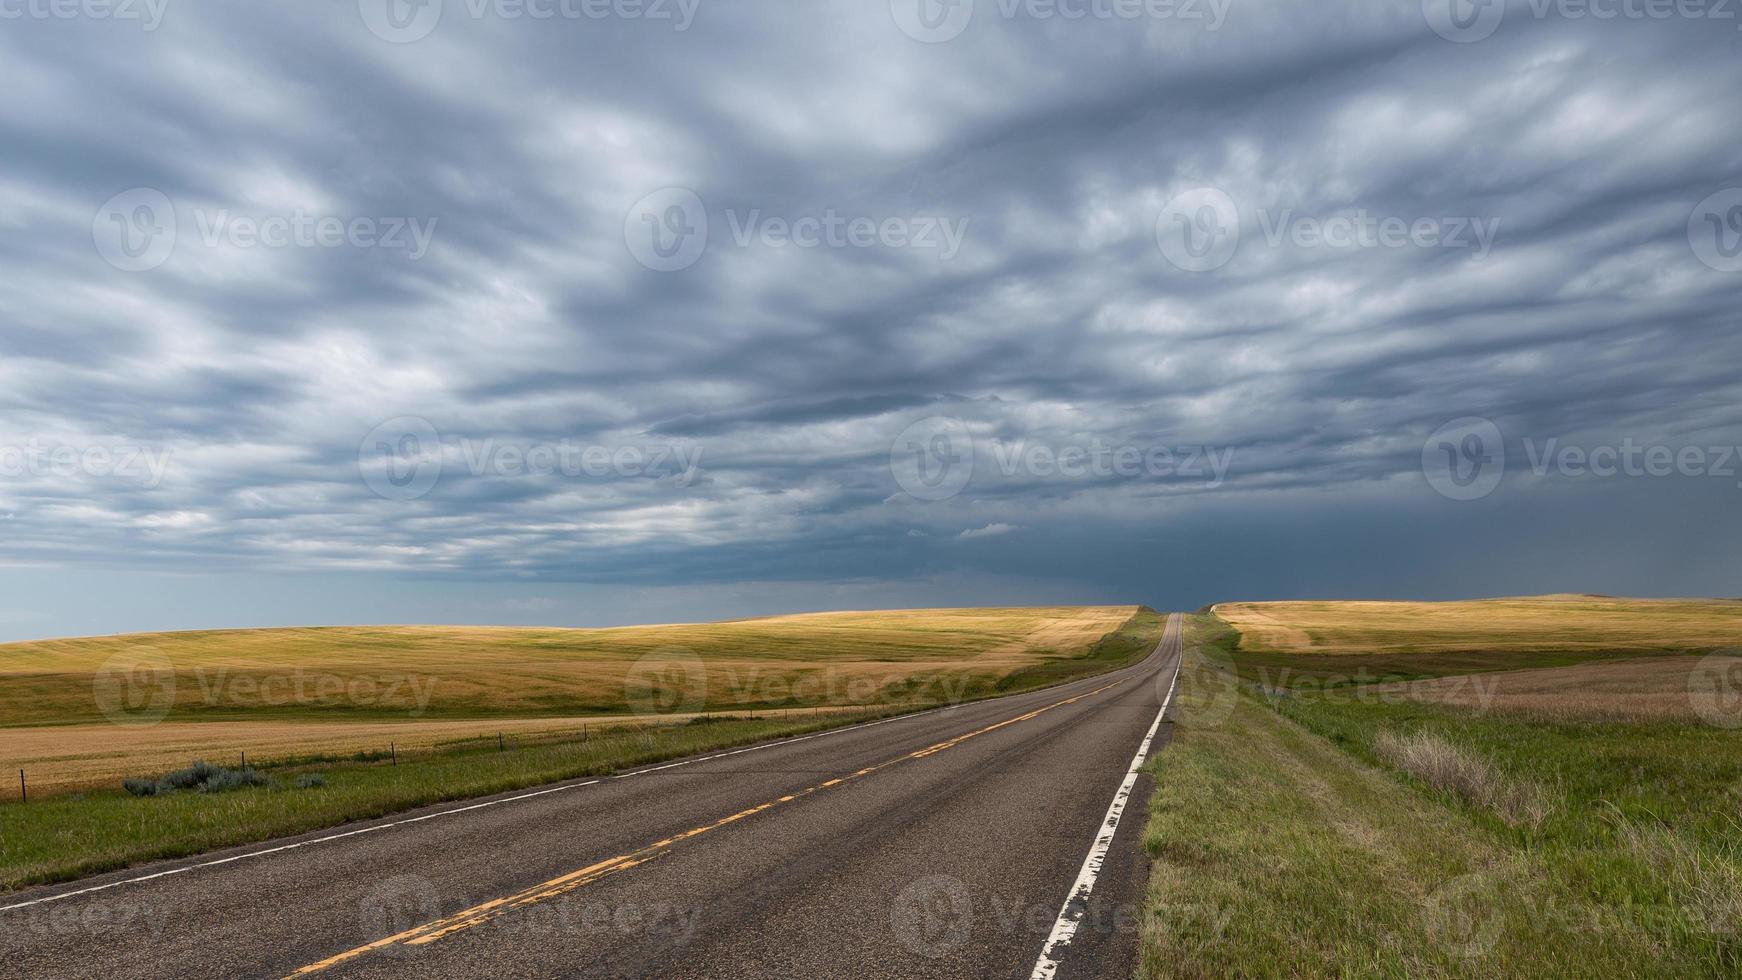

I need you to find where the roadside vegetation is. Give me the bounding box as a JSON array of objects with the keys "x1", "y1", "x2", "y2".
[
  {"x1": 1141, "y1": 606, "x2": 1742, "y2": 977},
  {"x1": 0, "y1": 606, "x2": 1165, "y2": 892}
]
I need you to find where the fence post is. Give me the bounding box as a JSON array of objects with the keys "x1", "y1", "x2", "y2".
[
  {"x1": 18, "y1": 769, "x2": 24, "y2": 803},
  {"x1": 498, "y1": 732, "x2": 505, "y2": 753},
  {"x1": 241, "y1": 751, "x2": 247, "y2": 769},
  {"x1": 391, "y1": 742, "x2": 397, "y2": 766}
]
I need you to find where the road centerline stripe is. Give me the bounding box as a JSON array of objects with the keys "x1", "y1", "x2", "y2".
[
  {"x1": 0, "y1": 696, "x2": 1006, "y2": 914},
  {"x1": 286, "y1": 674, "x2": 1134, "y2": 977}
]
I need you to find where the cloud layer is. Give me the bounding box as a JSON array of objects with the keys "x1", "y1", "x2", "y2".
[{"x1": 1, "y1": 0, "x2": 1739, "y2": 635}]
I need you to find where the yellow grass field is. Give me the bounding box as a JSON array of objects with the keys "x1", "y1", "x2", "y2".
[
  {"x1": 0, "y1": 605, "x2": 1143, "y2": 794},
  {"x1": 0, "y1": 708, "x2": 870, "y2": 796},
  {"x1": 1214, "y1": 594, "x2": 1742, "y2": 657}
]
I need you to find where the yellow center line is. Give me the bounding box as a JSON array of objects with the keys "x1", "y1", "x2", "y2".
[{"x1": 286, "y1": 675, "x2": 1129, "y2": 977}]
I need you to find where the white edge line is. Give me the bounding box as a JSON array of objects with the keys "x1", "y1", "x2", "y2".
[
  {"x1": 1028, "y1": 613, "x2": 1183, "y2": 980},
  {"x1": 1, "y1": 641, "x2": 1165, "y2": 914}
]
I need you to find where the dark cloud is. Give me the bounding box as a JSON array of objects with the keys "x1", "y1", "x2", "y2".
[{"x1": 0, "y1": 0, "x2": 1739, "y2": 638}]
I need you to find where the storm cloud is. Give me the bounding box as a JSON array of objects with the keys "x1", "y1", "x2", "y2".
[{"x1": 0, "y1": 0, "x2": 1739, "y2": 638}]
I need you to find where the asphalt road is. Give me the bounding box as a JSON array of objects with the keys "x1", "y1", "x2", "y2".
[{"x1": 1, "y1": 613, "x2": 1184, "y2": 980}]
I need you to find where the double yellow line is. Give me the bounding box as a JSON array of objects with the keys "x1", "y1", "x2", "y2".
[{"x1": 289, "y1": 674, "x2": 1130, "y2": 976}]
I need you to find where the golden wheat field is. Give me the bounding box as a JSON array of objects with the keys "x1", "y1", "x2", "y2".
[
  {"x1": 0, "y1": 707, "x2": 870, "y2": 796},
  {"x1": 1215, "y1": 594, "x2": 1742, "y2": 657},
  {"x1": 0, "y1": 606, "x2": 1140, "y2": 793}
]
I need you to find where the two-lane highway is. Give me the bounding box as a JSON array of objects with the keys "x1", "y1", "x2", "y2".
[{"x1": 1, "y1": 613, "x2": 1184, "y2": 979}]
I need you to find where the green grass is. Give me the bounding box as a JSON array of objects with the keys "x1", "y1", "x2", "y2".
[
  {"x1": 0, "y1": 607, "x2": 1166, "y2": 893},
  {"x1": 1140, "y1": 612, "x2": 1742, "y2": 977},
  {"x1": 1275, "y1": 694, "x2": 1742, "y2": 970},
  {"x1": 1225, "y1": 645, "x2": 1669, "y2": 688},
  {"x1": 0, "y1": 712, "x2": 874, "y2": 892}
]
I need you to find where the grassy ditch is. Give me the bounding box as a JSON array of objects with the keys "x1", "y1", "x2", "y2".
[{"x1": 1139, "y1": 612, "x2": 1741, "y2": 977}]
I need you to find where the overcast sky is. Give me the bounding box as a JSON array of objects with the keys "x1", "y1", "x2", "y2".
[{"x1": 1, "y1": 0, "x2": 1739, "y2": 640}]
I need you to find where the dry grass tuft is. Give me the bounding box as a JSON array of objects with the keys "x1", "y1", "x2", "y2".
[{"x1": 1374, "y1": 730, "x2": 1555, "y2": 829}]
